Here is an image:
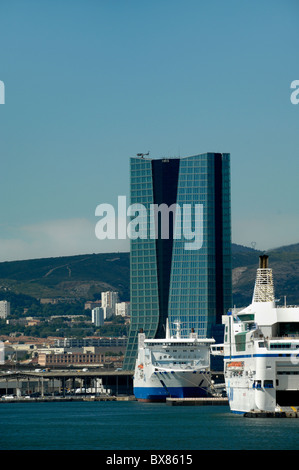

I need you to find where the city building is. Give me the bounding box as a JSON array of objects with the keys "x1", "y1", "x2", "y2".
[
  {"x1": 0, "y1": 301, "x2": 10, "y2": 319},
  {"x1": 54, "y1": 336, "x2": 127, "y2": 348},
  {"x1": 92, "y1": 307, "x2": 104, "y2": 327},
  {"x1": 123, "y1": 153, "x2": 232, "y2": 370},
  {"x1": 38, "y1": 351, "x2": 105, "y2": 367},
  {"x1": 115, "y1": 302, "x2": 130, "y2": 317},
  {"x1": 101, "y1": 291, "x2": 119, "y2": 319}
]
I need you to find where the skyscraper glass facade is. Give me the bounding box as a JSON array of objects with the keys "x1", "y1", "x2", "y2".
[{"x1": 123, "y1": 153, "x2": 232, "y2": 370}]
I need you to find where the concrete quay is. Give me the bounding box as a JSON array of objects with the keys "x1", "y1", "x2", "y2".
[
  {"x1": 0, "y1": 394, "x2": 137, "y2": 403},
  {"x1": 244, "y1": 408, "x2": 299, "y2": 418},
  {"x1": 0, "y1": 368, "x2": 226, "y2": 403}
]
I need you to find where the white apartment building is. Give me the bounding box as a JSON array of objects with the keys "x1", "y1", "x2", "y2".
[
  {"x1": 91, "y1": 307, "x2": 104, "y2": 327},
  {"x1": 115, "y1": 302, "x2": 130, "y2": 317},
  {"x1": 0, "y1": 301, "x2": 10, "y2": 319},
  {"x1": 101, "y1": 291, "x2": 119, "y2": 319}
]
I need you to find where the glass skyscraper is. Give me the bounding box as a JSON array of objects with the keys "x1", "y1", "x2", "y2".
[{"x1": 123, "y1": 153, "x2": 232, "y2": 370}]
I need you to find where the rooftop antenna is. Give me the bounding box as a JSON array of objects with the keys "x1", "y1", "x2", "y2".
[{"x1": 137, "y1": 151, "x2": 150, "y2": 158}]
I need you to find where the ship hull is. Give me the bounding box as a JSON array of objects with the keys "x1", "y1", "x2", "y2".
[
  {"x1": 224, "y1": 353, "x2": 299, "y2": 415},
  {"x1": 211, "y1": 256, "x2": 299, "y2": 416},
  {"x1": 133, "y1": 325, "x2": 215, "y2": 403},
  {"x1": 134, "y1": 386, "x2": 209, "y2": 402},
  {"x1": 134, "y1": 369, "x2": 211, "y2": 402}
]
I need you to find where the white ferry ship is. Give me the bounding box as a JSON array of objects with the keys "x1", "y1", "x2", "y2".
[
  {"x1": 212, "y1": 255, "x2": 299, "y2": 415},
  {"x1": 133, "y1": 321, "x2": 215, "y2": 402}
]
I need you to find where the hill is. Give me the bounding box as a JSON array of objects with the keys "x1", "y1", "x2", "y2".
[
  {"x1": 0, "y1": 243, "x2": 298, "y2": 308},
  {"x1": 0, "y1": 252, "x2": 130, "y2": 303},
  {"x1": 231, "y1": 243, "x2": 299, "y2": 306}
]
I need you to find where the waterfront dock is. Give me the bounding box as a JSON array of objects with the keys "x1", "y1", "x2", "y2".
[
  {"x1": 0, "y1": 394, "x2": 137, "y2": 403},
  {"x1": 0, "y1": 369, "x2": 134, "y2": 397},
  {"x1": 244, "y1": 408, "x2": 299, "y2": 418},
  {"x1": 0, "y1": 368, "x2": 227, "y2": 404}
]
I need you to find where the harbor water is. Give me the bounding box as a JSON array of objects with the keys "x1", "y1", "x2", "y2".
[{"x1": 1, "y1": 401, "x2": 299, "y2": 450}]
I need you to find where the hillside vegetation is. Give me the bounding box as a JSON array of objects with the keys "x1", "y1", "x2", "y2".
[
  {"x1": 0, "y1": 243, "x2": 298, "y2": 309},
  {"x1": 0, "y1": 252, "x2": 130, "y2": 302},
  {"x1": 231, "y1": 243, "x2": 299, "y2": 306}
]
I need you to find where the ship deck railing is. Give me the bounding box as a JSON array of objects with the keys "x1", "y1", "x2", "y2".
[
  {"x1": 265, "y1": 336, "x2": 299, "y2": 343},
  {"x1": 277, "y1": 305, "x2": 299, "y2": 309}
]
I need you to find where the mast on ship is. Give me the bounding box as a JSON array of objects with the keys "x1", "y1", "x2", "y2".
[
  {"x1": 173, "y1": 321, "x2": 181, "y2": 339},
  {"x1": 252, "y1": 255, "x2": 275, "y2": 304},
  {"x1": 167, "y1": 319, "x2": 182, "y2": 339},
  {"x1": 166, "y1": 319, "x2": 170, "y2": 339}
]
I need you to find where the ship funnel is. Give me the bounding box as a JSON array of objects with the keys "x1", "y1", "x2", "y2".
[
  {"x1": 259, "y1": 254, "x2": 269, "y2": 269},
  {"x1": 252, "y1": 255, "x2": 275, "y2": 303}
]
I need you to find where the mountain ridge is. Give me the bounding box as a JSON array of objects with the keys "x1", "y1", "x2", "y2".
[{"x1": 0, "y1": 242, "x2": 298, "y2": 307}]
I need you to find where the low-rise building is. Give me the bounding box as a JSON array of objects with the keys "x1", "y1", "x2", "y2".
[
  {"x1": 54, "y1": 336, "x2": 127, "y2": 348},
  {"x1": 38, "y1": 351, "x2": 105, "y2": 367},
  {"x1": 26, "y1": 318, "x2": 41, "y2": 327}
]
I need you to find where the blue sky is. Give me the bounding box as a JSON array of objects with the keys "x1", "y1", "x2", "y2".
[{"x1": 0, "y1": 0, "x2": 298, "y2": 261}]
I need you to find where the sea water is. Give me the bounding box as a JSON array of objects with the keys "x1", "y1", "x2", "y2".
[{"x1": 1, "y1": 401, "x2": 299, "y2": 450}]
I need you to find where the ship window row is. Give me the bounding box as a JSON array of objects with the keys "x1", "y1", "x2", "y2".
[
  {"x1": 277, "y1": 371, "x2": 299, "y2": 375},
  {"x1": 253, "y1": 380, "x2": 273, "y2": 389},
  {"x1": 158, "y1": 353, "x2": 195, "y2": 359}
]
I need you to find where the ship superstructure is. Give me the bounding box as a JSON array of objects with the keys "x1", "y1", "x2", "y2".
[
  {"x1": 134, "y1": 322, "x2": 215, "y2": 402},
  {"x1": 212, "y1": 255, "x2": 299, "y2": 415}
]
